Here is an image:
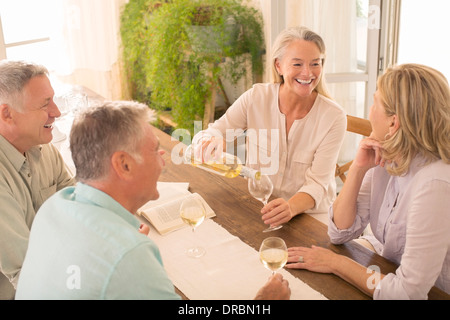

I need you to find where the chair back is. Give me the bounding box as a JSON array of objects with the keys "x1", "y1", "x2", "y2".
[{"x1": 335, "y1": 115, "x2": 372, "y2": 183}]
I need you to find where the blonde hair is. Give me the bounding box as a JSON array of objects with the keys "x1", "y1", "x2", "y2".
[
  {"x1": 270, "y1": 26, "x2": 331, "y2": 99},
  {"x1": 378, "y1": 64, "x2": 450, "y2": 175}
]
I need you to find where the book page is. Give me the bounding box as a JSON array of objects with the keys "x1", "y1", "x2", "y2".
[
  {"x1": 138, "y1": 183, "x2": 215, "y2": 235},
  {"x1": 140, "y1": 182, "x2": 190, "y2": 211}
]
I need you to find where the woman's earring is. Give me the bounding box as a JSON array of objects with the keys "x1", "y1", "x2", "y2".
[{"x1": 384, "y1": 133, "x2": 391, "y2": 141}]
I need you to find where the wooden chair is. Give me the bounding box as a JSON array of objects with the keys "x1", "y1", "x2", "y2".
[{"x1": 335, "y1": 115, "x2": 372, "y2": 183}]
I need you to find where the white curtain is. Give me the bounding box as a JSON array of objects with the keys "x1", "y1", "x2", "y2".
[
  {"x1": 290, "y1": 0, "x2": 359, "y2": 165},
  {"x1": 48, "y1": 0, "x2": 127, "y2": 99}
]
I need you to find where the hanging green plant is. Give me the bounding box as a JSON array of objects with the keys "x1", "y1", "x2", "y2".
[{"x1": 120, "y1": 0, "x2": 166, "y2": 105}]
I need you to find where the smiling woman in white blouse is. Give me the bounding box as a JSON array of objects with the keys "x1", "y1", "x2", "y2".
[
  {"x1": 286, "y1": 63, "x2": 450, "y2": 300},
  {"x1": 193, "y1": 26, "x2": 346, "y2": 228}
]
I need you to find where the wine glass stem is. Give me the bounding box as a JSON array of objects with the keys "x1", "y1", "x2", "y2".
[{"x1": 191, "y1": 228, "x2": 197, "y2": 253}]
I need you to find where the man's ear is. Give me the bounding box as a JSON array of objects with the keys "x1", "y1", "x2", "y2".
[
  {"x1": 0, "y1": 104, "x2": 13, "y2": 123},
  {"x1": 389, "y1": 114, "x2": 400, "y2": 135},
  {"x1": 110, "y1": 151, "x2": 134, "y2": 180}
]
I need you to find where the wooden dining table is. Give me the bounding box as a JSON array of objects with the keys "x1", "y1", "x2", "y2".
[{"x1": 152, "y1": 127, "x2": 449, "y2": 300}]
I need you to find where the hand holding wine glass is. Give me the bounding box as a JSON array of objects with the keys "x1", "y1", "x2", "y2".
[
  {"x1": 248, "y1": 174, "x2": 282, "y2": 232},
  {"x1": 259, "y1": 237, "x2": 288, "y2": 275},
  {"x1": 180, "y1": 195, "x2": 206, "y2": 258}
]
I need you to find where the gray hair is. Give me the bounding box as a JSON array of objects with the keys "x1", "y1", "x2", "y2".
[
  {"x1": 0, "y1": 60, "x2": 49, "y2": 111},
  {"x1": 70, "y1": 100, "x2": 154, "y2": 182},
  {"x1": 271, "y1": 26, "x2": 331, "y2": 99}
]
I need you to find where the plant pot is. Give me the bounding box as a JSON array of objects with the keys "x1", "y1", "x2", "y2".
[{"x1": 186, "y1": 17, "x2": 239, "y2": 54}]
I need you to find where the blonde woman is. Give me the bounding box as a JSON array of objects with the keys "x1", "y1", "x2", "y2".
[
  {"x1": 194, "y1": 26, "x2": 346, "y2": 227},
  {"x1": 287, "y1": 64, "x2": 450, "y2": 299}
]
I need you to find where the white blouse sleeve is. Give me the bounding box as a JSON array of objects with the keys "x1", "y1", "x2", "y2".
[{"x1": 299, "y1": 107, "x2": 347, "y2": 210}]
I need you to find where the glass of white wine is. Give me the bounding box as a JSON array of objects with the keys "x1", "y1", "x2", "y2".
[
  {"x1": 51, "y1": 94, "x2": 71, "y2": 143},
  {"x1": 65, "y1": 92, "x2": 89, "y2": 116},
  {"x1": 180, "y1": 196, "x2": 206, "y2": 258},
  {"x1": 248, "y1": 174, "x2": 282, "y2": 232},
  {"x1": 259, "y1": 237, "x2": 288, "y2": 275}
]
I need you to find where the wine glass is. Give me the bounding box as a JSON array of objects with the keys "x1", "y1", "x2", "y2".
[
  {"x1": 259, "y1": 237, "x2": 288, "y2": 275},
  {"x1": 51, "y1": 94, "x2": 72, "y2": 143},
  {"x1": 248, "y1": 174, "x2": 282, "y2": 232},
  {"x1": 180, "y1": 196, "x2": 206, "y2": 258},
  {"x1": 65, "y1": 92, "x2": 89, "y2": 116}
]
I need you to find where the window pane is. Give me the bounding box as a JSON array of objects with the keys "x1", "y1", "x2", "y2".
[
  {"x1": 6, "y1": 41, "x2": 54, "y2": 68},
  {"x1": 334, "y1": 81, "x2": 367, "y2": 191},
  {"x1": 356, "y1": 0, "x2": 369, "y2": 70},
  {"x1": 0, "y1": 0, "x2": 57, "y2": 43},
  {"x1": 397, "y1": 0, "x2": 450, "y2": 80},
  {"x1": 285, "y1": 0, "x2": 368, "y2": 74}
]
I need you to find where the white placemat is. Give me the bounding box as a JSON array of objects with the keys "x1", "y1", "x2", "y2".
[{"x1": 148, "y1": 219, "x2": 327, "y2": 300}]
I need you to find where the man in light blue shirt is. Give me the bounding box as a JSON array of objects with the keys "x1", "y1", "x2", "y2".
[
  {"x1": 16, "y1": 182, "x2": 179, "y2": 299},
  {"x1": 16, "y1": 101, "x2": 180, "y2": 299}
]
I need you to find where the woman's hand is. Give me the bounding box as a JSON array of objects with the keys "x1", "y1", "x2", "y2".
[
  {"x1": 352, "y1": 135, "x2": 385, "y2": 172},
  {"x1": 261, "y1": 193, "x2": 315, "y2": 228},
  {"x1": 194, "y1": 136, "x2": 224, "y2": 162},
  {"x1": 261, "y1": 198, "x2": 294, "y2": 228},
  {"x1": 287, "y1": 245, "x2": 383, "y2": 297},
  {"x1": 286, "y1": 245, "x2": 338, "y2": 274}
]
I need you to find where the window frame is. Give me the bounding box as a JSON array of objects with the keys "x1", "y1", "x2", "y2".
[
  {"x1": 265, "y1": 0, "x2": 389, "y2": 118},
  {"x1": 0, "y1": 15, "x2": 50, "y2": 60},
  {"x1": 378, "y1": 0, "x2": 401, "y2": 75}
]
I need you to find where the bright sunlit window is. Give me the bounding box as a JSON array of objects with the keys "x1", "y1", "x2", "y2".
[
  {"x1": 397, "y1": 0, "x2": 450, "y2": 81},
  {"x1": 0, "y1": 0, "x2": 59, "y2": 68}
]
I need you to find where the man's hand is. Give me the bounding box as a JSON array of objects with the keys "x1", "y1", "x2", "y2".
[{"x1": 254, "y1": 273, "x2": 291, "y2": 300}]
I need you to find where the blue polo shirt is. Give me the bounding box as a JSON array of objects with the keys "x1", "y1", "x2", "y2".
[{"x1": 15, "y1": 183, "x2": 180, "y2": 300}]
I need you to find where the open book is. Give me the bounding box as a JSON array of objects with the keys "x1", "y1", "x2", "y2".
[{"x1": 138, "y1": 182, "x2": 215, "y2": 235}]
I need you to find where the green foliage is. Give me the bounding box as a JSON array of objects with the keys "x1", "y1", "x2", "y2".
[
  {"x1": 120, "y1": 0, "x2": 160, "y2": 104},
  {"x1": 120, "y1": 0, "x2": 264, "y2": 132}
]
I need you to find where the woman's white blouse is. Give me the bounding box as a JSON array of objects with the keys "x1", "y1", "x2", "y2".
[{"x1": 195, "y1": 83, "x2": 347, "y2": 214}]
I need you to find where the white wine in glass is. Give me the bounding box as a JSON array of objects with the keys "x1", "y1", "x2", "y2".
[
  {"x1": 248, "y1": 174, "x2": 282, "y2": 232},
  {"x1": 180, "y1": 196, "x2": 206, "y2": 258},
  {"x1": 259, "y1": 237, "x2": 288, "y2": 275}
]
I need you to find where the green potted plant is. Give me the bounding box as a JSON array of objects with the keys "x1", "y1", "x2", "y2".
[
  {"x1": 121, "y1": 0, "x2": 264, "y2": 132},
  {"x1": 120, "y1": 0, "x2": 166, "y2": 105}
]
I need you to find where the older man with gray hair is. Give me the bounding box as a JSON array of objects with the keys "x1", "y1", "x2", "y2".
[{"x1": 0, "y1": 60, "x2": 75, "y2": 299}]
